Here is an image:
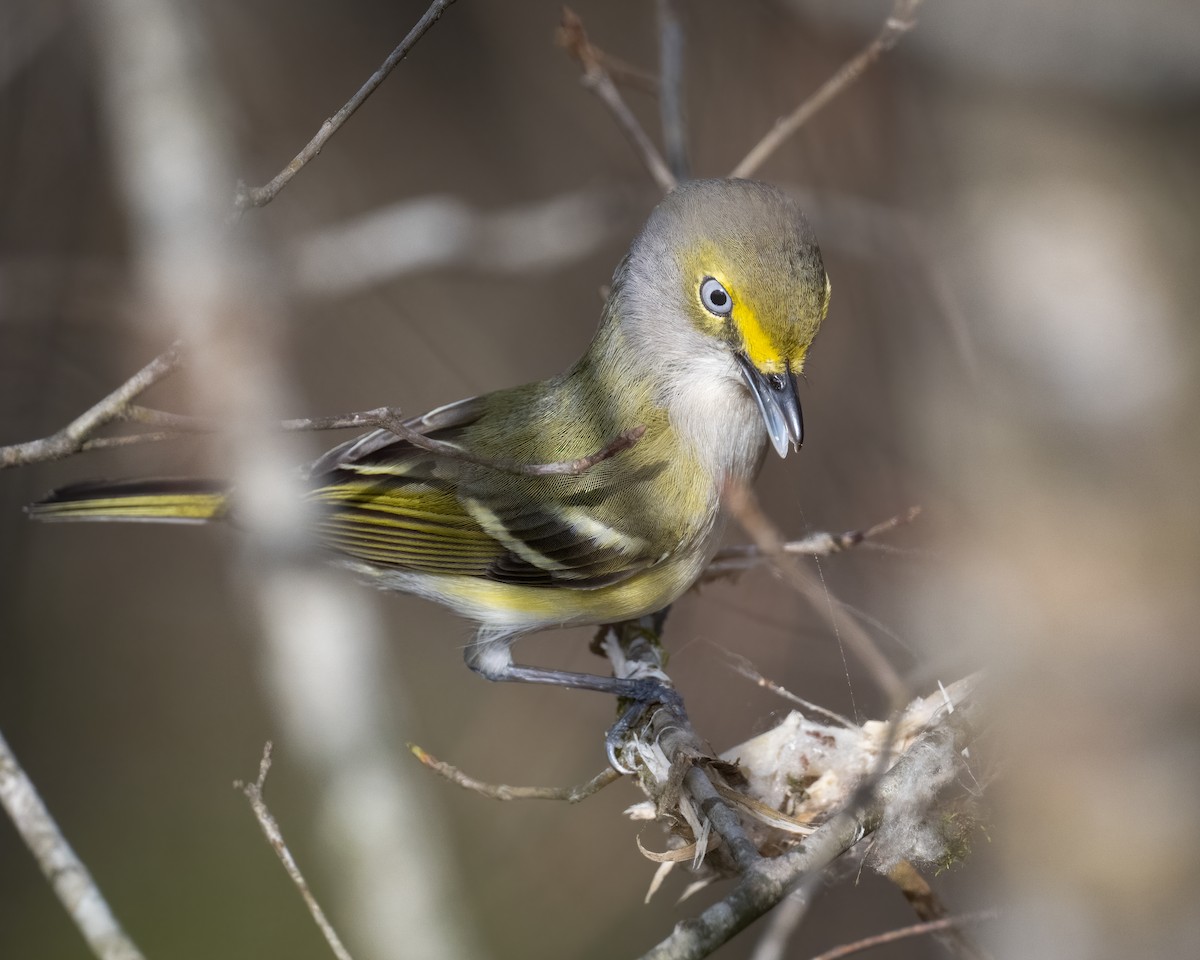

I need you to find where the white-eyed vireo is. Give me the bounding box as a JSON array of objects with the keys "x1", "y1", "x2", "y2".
[{"x1": 30, "y1": 178, "x2": 830, "y2": 714}]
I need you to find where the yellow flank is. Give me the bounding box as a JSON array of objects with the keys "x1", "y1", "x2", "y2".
[{"x1": 431, "y1": 554, "x2": 692, "y2": 627}]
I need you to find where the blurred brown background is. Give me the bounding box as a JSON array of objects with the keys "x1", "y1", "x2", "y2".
[{"x1": 2, "y1": 1, "x2": 1198, "y2": 958}]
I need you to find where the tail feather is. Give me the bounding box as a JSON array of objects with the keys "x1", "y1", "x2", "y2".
[{"x1": 28, "y1": 478, "x2": 229, "y2": 524}]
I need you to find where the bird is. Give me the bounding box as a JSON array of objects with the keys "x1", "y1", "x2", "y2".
[{"x1": 29, "y1": 178, "x2": 830, "y2": 730}]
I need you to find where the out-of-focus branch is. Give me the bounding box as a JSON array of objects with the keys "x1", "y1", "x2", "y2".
[
  {"x1": 236, "y1": 744, "x2": 354, "y2": 960},
  {"x1": 656, "y1": 0, "x2": 688, "y2": 181},
  {"x1": 0, "y1": 727, "x2": 146, "y2": 960},
  {"x1": 730, "y1": 0, "x2": 923, "y2": 179},
  {"x1": 0, "y1": 344, "x2": 181, "y2": 469},
  {"x1": 90, "y1": 3, "x2": 481, "y2": 959},
  {"x1": 558, "y1": 8, "x2": 676, "y2": 193},
  {"x1": 724, "y1": 482, "x2": 909, "y2": 705},
  {"x1": 234, "y1": 0, "x2": 459, "y2": 210},
  {"x1": 291, "y1": 187, "x2": 633, "y2": 295}
]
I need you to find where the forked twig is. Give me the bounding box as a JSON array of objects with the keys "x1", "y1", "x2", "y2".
[
  {"x1": 409, "y1": 745, "x2": 622, "y2": 802},
  {"x1": 0, "y1": 344, "x2": 182, "y2": 470},
  {"x1": 236, "y1": 743, "x2": 355, "y2": 960},
  {"x1": 235, "y1": 0, "x2": 459, "y2": 210},
  {"x1": 558, "y1": 8, "x2": 676, "y2": 193},
  {"x1": 731, "y1": 0, "x2": 924, "y2": 179}
]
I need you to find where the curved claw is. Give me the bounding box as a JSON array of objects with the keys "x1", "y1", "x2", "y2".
[
  {"x1": 605, "y1": 700, "x2": 651, "y2": 774},
  {"x1": 603, "y1": 680, "x2": 689, "y2": 774}
]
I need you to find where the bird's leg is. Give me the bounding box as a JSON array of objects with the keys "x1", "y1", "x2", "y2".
[{"x1": 464, "y1": 620, "x2": 687, "y2": 773}]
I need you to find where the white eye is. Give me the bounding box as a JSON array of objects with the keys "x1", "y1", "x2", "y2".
[{"x1": 699, "y1": 277, "x2": 732, "y2": 316}]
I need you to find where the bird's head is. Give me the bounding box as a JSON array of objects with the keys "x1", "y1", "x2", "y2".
[{"x1": 613, "y1": 179, "x2": 830, "y2": 458}]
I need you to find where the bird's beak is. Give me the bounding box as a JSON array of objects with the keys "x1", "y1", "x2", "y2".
[{"x1": 736, "y1": 354, "x2": 804, "y2": 458}]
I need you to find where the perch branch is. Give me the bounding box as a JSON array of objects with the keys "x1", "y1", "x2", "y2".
[
  {"x1": 557, "y1": 8, "x2": 676, "y2": 193},
  {"x1": 0, "y1": 727, "x2": 146, "y2": 960},
  {"x1": 638, "y1": 717, "x2": 974, "y2": 960},
  {"x1": 0, "y1": 343, "x2": 182, "y2": 469},
  {"x1": 236, "y1": 743, "x2": 355, "y2": 960},
  {"x1": 731, "y1": 0, "x2": 923, "y2": 179},
  {"x1": 234, "y1": 0, "x2": 459, "y2": 209}
]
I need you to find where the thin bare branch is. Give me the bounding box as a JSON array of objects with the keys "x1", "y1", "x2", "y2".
[
  {"x1": 234, "y1": 0, "x2": 459, "y2": 210},
  {"x1": 703, "y1": 507, "x2": 921, "y2": 581},
  {"x1": 0, "y1": 727, "x2": 146, "y2": 960},
  {"x1": 806, "y1": 911, "x2": 998, "y2": 960},
  {"x1": 723, "y1": 482, "x2": 909, "y2": 706},
  {"x1": 656, "y1": 0, "x2": 689, "y2": 181},
  {"x1": 731, "y1": 0, "x2": 923, "y2": 179},
  {"x1": 719, "y1": 648, "x2": 855, "y2": 728},
  {"x1": 888, "y1": 860, "x2": 993, "y2": 960},
  {"x1": 409, "y1": 745, "x2": 622, "y2": 802},
  {"x1": 0, "y1": 343, "x2": 182, "y2": 470},
  {"x1": 236, "y1": 743, "x2": 355, "y2": 960},
  {"x1": 9, "y1": 394, "x2": 644, "y2": 480},
  {"x1": 557, "y1": 8, "x2": 676, "y2": 193}
]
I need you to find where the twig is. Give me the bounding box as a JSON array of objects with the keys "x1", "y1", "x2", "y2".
[
  {"x1": 234, "y1": 0, "x2": 459, "y2": 210},
  {"x1": 409, "y1": 745, "x2": 622, "y2": 801},
  {"x1": 8, "y1": 391, "x2": 644, "y2": 479},
  {"x1": 719, "y1": 648, "x2": 855, "y2": 728},
  {"x1": 806, "y1": 911, "x2": 998, "y2": 960},
  {"x1": 0, "y1": 727, "x2": 147, "y2": 960},
  {"x1": 0, "y1": 343, "x2": 182, "y2": 469},
  {"x1": 730, "y1": 0, "x2": 923, "y2": 179},
  {"x1": 557, "y1": 8, "x2": 676, "y2": 193},
  {"x1": 236, "y1": 744, "x2": 354, "y2": 960},
  {"x1": 888, "y1": 860, "x2": 993, "y2": 960},
  {"x1": 656, "y1": 0, "x2": 689, "y2": 181},
  {"x1": 723, "y1": 482, "x2": 909, "y2": 705},
  {"x1": 702, "y1": 507, "x2": 920, "y2": 581}
]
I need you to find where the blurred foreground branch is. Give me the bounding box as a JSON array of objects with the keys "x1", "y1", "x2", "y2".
[
  {"x1": 90, "y1": 2, "x2": 481, "y2": 959},
  {"x1": 0, "y1": 727, "x2": 146, "y2": 960}
]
